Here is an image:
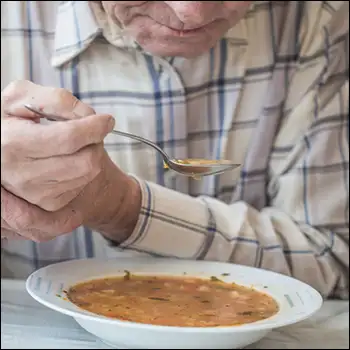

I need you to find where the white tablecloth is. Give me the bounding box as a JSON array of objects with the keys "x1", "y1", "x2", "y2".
[{"x1": 1, "y1": 279, "x2": 349, "y2": 349}]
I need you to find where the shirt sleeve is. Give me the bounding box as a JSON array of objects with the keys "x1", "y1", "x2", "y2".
[{"x1": 119, "y1": 2, "x2": 349, "y2": 299}]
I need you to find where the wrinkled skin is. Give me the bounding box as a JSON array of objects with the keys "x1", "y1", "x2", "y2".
[
  {"x1": 1, "y1": 80, "x2": 139, "y2": 242},
  {"x1": 101, "y1": 1, "x2": 251, "y2": 57}
]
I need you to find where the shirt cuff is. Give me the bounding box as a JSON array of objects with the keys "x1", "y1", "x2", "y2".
[
  {"x1": 119, "y1": 176, "x2": 210, "y2": 258},
  {"x1": 118, "y1": 176, "x2": 154, "y2": 249}
]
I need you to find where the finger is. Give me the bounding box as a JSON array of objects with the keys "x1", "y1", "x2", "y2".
[
  {"x1": 18, "y1": 114, "x2": 115, "y2": 158},
  {"x1": 2, "y1": 143, "x2": 103, "y2": 201},
  {"x1": 32, "y1": 180, "x2": 89, "y2": 212},
  {"x1": 3, "y1": 145, "x2": 104, "y2": 211},
  {"x1": 38, "y1": 186, "x2": 84, "y2": 212},
  {"x1": 14, "y1": 143, "x2": 103, "y2": 185},
  {"x1": 8, "y1": 178, "x2": 85, "y2": 212},
  {"x1": 2, "y1": 80, "x2": 94, "y2": 120},
  {"x1": 3, "y1": 213, "x2": 66, "y2": 242},
  {"x1": 31, "y1": 204, "x2": 84, "y2": 238},
  {"x1": 2, "y1": 187, "x2": 83, "y2": 240}
]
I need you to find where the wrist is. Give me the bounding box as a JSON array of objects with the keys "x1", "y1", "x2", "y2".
[
  {"x1": 110, "y1": 175, "x2": 142, "y2": 242},
  {"x1": 84, "y1": 156, "x2": 141, "y2": 243}
]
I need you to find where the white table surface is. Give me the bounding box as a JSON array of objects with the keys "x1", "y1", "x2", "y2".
[{"x1": 1, "y1": 278, "x2": 349, "y2": 349}]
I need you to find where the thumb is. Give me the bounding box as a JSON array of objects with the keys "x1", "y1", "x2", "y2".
[
  {"x1": 73, "y1": 113, "x2": 116, "y2": 142},
  {"x1": 19, "y1": 113, "x2": 116, "y2": 158},
  {"x1": 48, "y1": 113, "x2": 115, "y2": 154}
]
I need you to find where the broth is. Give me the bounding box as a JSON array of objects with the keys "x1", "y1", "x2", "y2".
[{"x1": 66, "y1": 274, "x2": 279, "y2": 327}]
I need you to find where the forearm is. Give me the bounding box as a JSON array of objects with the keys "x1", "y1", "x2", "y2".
[{"x1": 118, "y1": 181, "x2": 349, "y2": 299}]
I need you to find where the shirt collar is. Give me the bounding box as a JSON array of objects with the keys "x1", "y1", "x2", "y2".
[{"x1": 52, "y1": 1, "x2": 251, "y2": 68}]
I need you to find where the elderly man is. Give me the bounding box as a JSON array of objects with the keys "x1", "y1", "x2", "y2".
[{"x1": 1, "y1": 1, "x2": 349, "y2": 299}]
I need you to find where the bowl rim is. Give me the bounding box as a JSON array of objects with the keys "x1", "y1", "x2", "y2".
[{"x1": 26, "y1": 258, "x2": 324, "y2": 333}]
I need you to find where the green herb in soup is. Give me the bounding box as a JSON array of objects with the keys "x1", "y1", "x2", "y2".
[{"x1": 66, "y1": 275, "x2": 279, "y2": 327}]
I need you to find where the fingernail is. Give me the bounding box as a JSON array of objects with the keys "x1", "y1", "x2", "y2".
[{"x1": 108, "y1": 117, "x2": 115, "y2": 131}]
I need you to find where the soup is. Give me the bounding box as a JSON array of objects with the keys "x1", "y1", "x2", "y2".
[
  {"x1": 163, "y1": 159, "x2": 225, "y2": 179},
  {"x1": 163, "y1": 159, "x2": 226, "y2": 168},
  {"x1": 66, "y1": 273, "x2": 279, "y2": 327}
]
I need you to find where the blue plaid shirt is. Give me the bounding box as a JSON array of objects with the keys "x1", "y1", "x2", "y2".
[{"x1": 1, "y1": 1, "x2": 349, "y2": 299}]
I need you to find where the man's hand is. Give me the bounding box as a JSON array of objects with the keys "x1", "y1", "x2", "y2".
[
  {"x1": 1, "y1": 80, "x2": 141, "y2": 242},
  {"x1": 1, "y1": 80, "x2": 115, "y2": 211}
]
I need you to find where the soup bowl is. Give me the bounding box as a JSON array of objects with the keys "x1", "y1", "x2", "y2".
[{"x1": 26, "y1": 257, "x2": 323, "y2": 349}]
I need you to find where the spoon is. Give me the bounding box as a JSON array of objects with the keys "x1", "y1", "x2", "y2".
[{"x1": 24, "y1": 104, "x2": 240, "y2": 177}]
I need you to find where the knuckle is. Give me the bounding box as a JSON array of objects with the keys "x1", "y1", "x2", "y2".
[
  {"x1": 1, "y1": 80, "x2": 30, "y2": 101},
  {"x1": 72, "y1": 98, "x2": 95, "y2": 117},
  {"x1": 44, "y1": 87, "x2": 93, "y2": 119},
  {"x1": 49, "y1": 87, "x2": 77, "y2": 114},
  {"x1": 1, "y1": 80, "x2": 34, "y2": 115},
  {"x1": 53, "y1": 88, "x2": 93, "y2": 117},
  {"x1": 54, "y1": 87, "x2": 73, "y2": 104}
]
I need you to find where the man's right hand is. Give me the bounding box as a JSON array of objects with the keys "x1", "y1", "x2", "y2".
[{"x1": 1, "y1": 80, "x2": 115, "y2": 240}]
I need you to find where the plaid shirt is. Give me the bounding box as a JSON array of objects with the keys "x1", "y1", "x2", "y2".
[{"x1": 1, "y1": 1, "x2": 349, "y2": 299}]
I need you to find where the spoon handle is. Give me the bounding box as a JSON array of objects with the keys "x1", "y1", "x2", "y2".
[
  {"x1": 110, "y1": 130, "x2": 169, "y2": 159},
  {"x1": 24, "y1": 104, "x2": 170, "y2": 160}
]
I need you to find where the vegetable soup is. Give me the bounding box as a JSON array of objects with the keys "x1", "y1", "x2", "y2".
[{"x1": 67, "y1": 273, "x2": 279, "y2": 327}]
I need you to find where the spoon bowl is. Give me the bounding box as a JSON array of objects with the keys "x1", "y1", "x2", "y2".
[
  {"x1": 24, "y1": 104, "x2": 240, "y2": 178},
  {"x1": 165, "y1": 158, "x2": 239, "y2": 177}
]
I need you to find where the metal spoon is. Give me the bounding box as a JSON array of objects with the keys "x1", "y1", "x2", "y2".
[{"x1": 24, "y1": 104, "x2": 240, "y2": 177}]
